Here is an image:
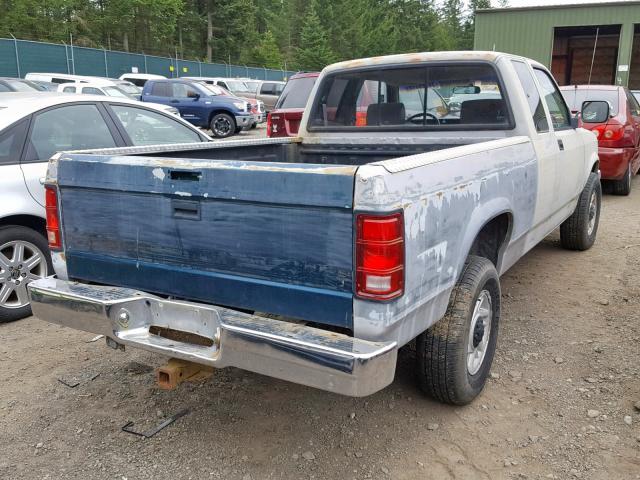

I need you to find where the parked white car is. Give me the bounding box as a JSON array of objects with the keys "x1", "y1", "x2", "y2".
[
  {"x1": 119, "y1": 73, "x2": 166, "y2": 88},
  {"x1": 0, "y1": 93, "x2": 211, "y2": 322},
  {"x1": 57, "y1": 81, "x2": 180, "y2": 116}
]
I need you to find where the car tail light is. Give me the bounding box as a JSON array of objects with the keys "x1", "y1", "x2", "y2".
[
  {"x1": 45, "y1": 185, "x2": 61, "y2": 250},
  {"x1": 356, "y1": 212, "x2": 404, "y2": 300},
  {"x1": 355, "y1": 111, "x2": 367, "y2": 127},
  {"x1": 266, "y1": 112, "x2": 272, "y2": 137},
  {"x1": 592, "y1": 123, "x2": 625, "y2": 145}
]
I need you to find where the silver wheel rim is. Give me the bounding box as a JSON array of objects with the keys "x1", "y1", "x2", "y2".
[
  {"x1": 213, "y1": 116, "x2": 232, "y2": 136},
  {"x1": 467, "y1": 290, "x2": 492, "y2": 376},
  {"x1": 587, "y1": 190, "x2": 598, "y2": 236},
  {"x1": 0, "y1": 240, "x2": 47, "y2": 309}
]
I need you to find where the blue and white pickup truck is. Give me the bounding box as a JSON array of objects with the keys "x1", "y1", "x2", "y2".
[{"x1": 28, "y1": 52, "x2": 601, "y2": 404}]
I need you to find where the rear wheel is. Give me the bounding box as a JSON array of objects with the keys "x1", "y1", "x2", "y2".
[
  {"x1": 415, "y1": 255, "x2": 500, "y2": 405},
  {"x1": 0, "y1": 226, "x2": 52, "y2": 323},
  {"x1": 611, "y1": 162, "x2": 632, "y2": 196},
  {"x1": 560, "y1": 172, "x2": 601, "y2": 250},
  {"x1": 210, "y1": 113, "x2": 236, "y2": 138}
]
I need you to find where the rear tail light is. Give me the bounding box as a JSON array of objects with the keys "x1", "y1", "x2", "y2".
[
  {"x1": 592, "y1": 123, "x2": 625, "y2": 144},
  {"x1": 45, "y1": 185, "x2": 61, "y2": 250},
  {"x1": 356, "y1": 212, "x2": 404, "y2": 300},
  {"x1": 266, "y1": 112, "x2": 272, "y2": 137}
]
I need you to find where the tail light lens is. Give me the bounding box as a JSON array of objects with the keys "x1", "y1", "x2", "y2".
[
  {"x1": 266, "y1": 112, "x2": 272, "y2": 137},
  {"x1": 45, "y1": 185, "x2": 61, "y2": 250},
  {"x1": 356, "y1": 212, "x2": 404, "y2": 300},
  {"x1": 592, "y1": 123, "x2": 625, "y2": 145}
]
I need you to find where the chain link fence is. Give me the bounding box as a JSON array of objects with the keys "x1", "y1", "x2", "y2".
[{"x1": 0, "y1": 37, "x2": 295, "y2": 81}]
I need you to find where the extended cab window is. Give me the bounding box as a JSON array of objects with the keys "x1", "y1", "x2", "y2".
[
  {"x1": 82, "y1": 87, "x2": 105, "y2": 95},
  {"x1": 511, "y1": 60, "x2": 548, "y2": 133},
  {"x1": 150, "y1": 82, "x2": 172, "y2": 97},
  {"x1": 62, "y1": 86, "x2": 76, "y2": 93},
  {"x1": 309, "y1": 64, "x2": 510, "y2": 130},
  {"x1": 533, "y1": 69, "x2": 571, "y2": 129}
]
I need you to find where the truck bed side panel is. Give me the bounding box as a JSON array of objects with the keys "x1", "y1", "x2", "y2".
[{"x1": 352, "y1": 137, "x2": 538, "y2": 345}]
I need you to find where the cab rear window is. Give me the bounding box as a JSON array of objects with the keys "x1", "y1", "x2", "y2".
[{"x1": 308, "y1": 63, "x2": 511, "y2": 131}]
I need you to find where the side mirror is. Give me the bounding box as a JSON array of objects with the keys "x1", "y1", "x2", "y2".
[
  {"x1": 187, "y1": 91, "x2": 200, "y2": 100},
  {"x1": 581, "y1": 100, "x2": 610, "y2": 124}
]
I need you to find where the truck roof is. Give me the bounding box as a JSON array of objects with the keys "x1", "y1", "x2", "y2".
[{"x1": 324, "y1": 51, "x2": 542, "y2": 73}]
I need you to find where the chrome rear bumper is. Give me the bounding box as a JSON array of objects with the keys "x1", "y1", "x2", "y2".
[{"x1": 28, "y1": 278, "x2": 397, "y2": 396}]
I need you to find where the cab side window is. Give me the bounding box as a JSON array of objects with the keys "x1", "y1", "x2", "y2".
[
  {"x1": 261, "y1": 83, "x2": 275, "y2": 95},
  {"x1": 82, "y1": 87, "x2": 104, "y2": 95},
  {"x1": 172, "y1": 83, "x2": 199, "y2": 98},
  {"x1": 62, "y1": 86, "x2": 76, "y2": 93},
  {"x1": 533, "y1": 69, "x2": 572, "y2": 130},
  {"x1": 511, "y1": 60, "x2": 548, "y2": 133}
]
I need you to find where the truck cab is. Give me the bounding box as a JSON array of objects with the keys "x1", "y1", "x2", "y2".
[{"x1": 141, "y1": 79, "x2": 253, "y2": 138}]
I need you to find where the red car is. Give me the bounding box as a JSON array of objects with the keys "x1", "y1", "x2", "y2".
[
  {"x1": 267, "y1": 72, "x2": 319, "y2": 137},
  {"x1": 561, "y1": 85, "x2": 640, "y2": 195}
]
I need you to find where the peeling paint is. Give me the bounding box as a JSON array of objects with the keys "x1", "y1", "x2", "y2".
[{"x1": 152, "y1": 168, "x2": 165, "y2": 181}]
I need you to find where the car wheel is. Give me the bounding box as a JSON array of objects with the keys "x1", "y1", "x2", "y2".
[
  {"x1": 415, "y1": 255, "x2": 500, "y2": 405},
  {"x1": 560, "y1": 172, "x2": 602, "y2": 250},
  {"x1": 210, "y1": 113, "x2": 236, "y2": 138},
  {"x1": 0, "y1": 226, "x2": 53, "y2": 323},
  {"x1": 611, "y1": 162, "x2": 632, "y2": 196}
]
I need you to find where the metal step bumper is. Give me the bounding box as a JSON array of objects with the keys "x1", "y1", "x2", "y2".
[{"x1": 28, "y1": 278, "x2": 397, "y2": 397}]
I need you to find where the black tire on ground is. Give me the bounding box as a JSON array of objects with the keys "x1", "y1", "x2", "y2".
[
  {"x1": 0, "y1": 226, "x2": 53, "y2": 323},
  {"x1": 611, "y1": 162, "x2": 632, "y2": 196},
  {"x1": 235, "y1": 126, "x2": 243, "y2": 134},
  {"x1": 560, "y1": 172, "x2": 602, "y2": 251},
  {"x1": 250, "y1": 122, "x2": 257, "y2": 129},
  {"x1": 415, "y1": 255, "x2": 500, "y2": 405},
  {"x1": 209, "y1": 113, "x2": 236, "y2": 138}
]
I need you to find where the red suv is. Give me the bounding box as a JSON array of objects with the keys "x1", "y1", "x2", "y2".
[
  {"x1": 267, "y1": 72, "x2": 319, "y2": 137},
  {"x1": 561, "y1": 85, "x2": 640, "y2": 195}
]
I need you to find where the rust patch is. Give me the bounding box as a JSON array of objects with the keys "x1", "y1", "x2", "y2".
[{"x1": 149, "y1": 325, "x2": 214, "y2": 347}]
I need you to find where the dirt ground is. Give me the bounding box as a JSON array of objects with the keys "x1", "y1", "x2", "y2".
[{"x1": 1, "y1": 169, "x2": 639, "y2": 480}]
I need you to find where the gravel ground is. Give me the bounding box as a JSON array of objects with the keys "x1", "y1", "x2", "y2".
[{"x1": 1, "y1": 158, "x2": 639, "y2": 480}]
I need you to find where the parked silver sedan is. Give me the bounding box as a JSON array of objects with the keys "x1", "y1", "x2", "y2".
[{"x1": 0, "y1": 93, "x2": 211, "y2": 322}]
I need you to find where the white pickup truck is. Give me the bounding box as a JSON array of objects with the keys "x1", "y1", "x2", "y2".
[{"x1": 28, "y1": 52, "x2": 601, "y2": 405}]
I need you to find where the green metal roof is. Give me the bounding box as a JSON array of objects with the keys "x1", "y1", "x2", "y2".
[{"x1": 474, "y1": 1, "x2": 640, "y2": 86}]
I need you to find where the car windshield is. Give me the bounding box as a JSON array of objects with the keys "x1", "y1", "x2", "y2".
[
  {"x1": 103, "y1": 86, "x2": 133, "y2": 98},
  {"x1": 561, "y1": 88, "x2": 619, "y2": 116},
  {"x1": 276, "y1": 76, "x2": 317, "y2": 109},
  {"x1": 309, "y1": 64, "x2": 508, "y2": 130},
  {"x1": 226, "y1": 81, "x2": 251, "y2": 93},
  {"x1": 116, "y1": 83, "x2": 141, "y2": 95},
  {"x1": 5, "y1": 79, "x2": 40, "y2": 92},
  {"x1": 244, "y1": 81, "x2": 260, "y2": 91}
]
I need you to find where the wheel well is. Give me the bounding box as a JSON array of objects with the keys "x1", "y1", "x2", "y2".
[
  {"x1": 208, "y1": 109, "x2": 235, "y2": 126},
  {"x1": 468, "y1": 213, "x2": 512, "y2": 268},
  {"x1": 0, "y1": 215, "x2": 46, "y2": 236}
]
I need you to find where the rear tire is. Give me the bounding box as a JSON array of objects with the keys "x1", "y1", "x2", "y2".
[
  {"x1": 560, "y1": 172, "x2": 601, "y2": 250},
  {"x1": 0, "y1": 226, "x2": 53, "y2": 323},
  {"x1": 611, "y1": 162, "x2": 631, "y2": 196},
  {"x1": 415, "y1": 255, "x2": 500, "y2": 405},
  {"x1": 209, "y1": 113, "x2": 236, "y2": 138}
]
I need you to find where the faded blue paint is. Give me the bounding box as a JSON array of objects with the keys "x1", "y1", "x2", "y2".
[
  {"x1": 57, "y1": 155, "x2": 356, "y2": 328},
  {"x1": 57, "y1": 155, "x2": 355, "y2": 208},
  {"x1": 65, "y1": 252, "x2": 353, "y2": 328}
]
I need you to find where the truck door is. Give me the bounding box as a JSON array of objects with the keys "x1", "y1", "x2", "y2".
[
  {"x1": 532, "y1": 68, "x2": 584, "y2": 211},
  {"x1": 171, "y1": 82, "x2": 204, "y2": 125}
]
